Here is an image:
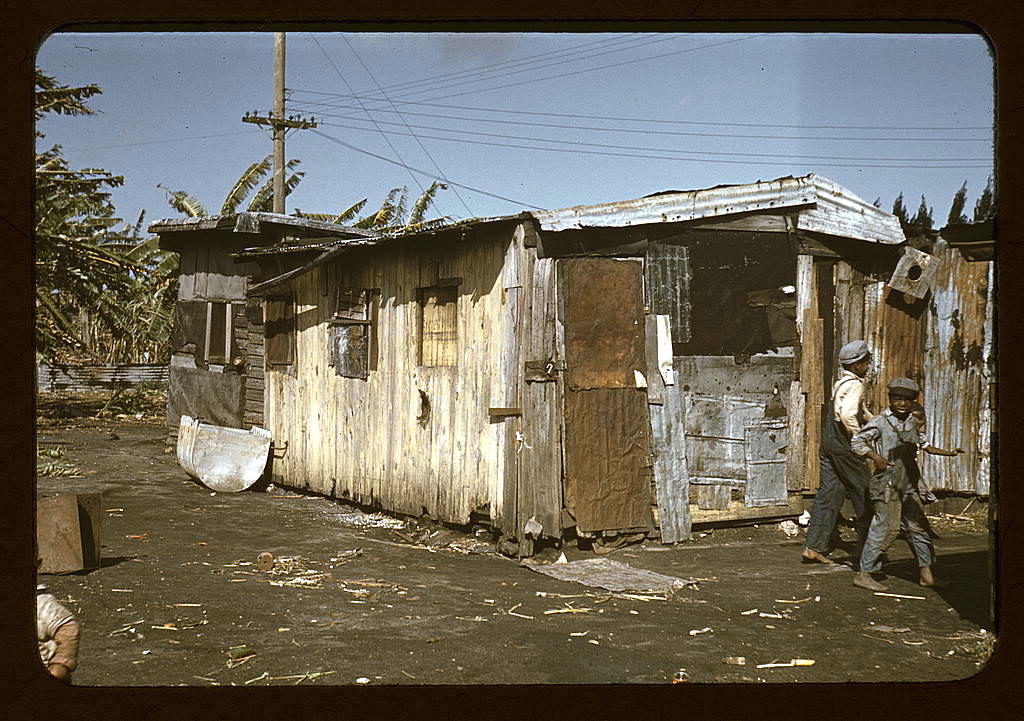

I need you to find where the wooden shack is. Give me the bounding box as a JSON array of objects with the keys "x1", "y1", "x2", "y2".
[
  {"x1": 170, "y1": 173, "x2": 907, "y2": 552},
  {"x1": 151, "y1": 213, "x2": 378, "y2": 438}
]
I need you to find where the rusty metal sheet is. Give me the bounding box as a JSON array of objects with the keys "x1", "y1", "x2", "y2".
[
  {"x1": 744, "y1": 421, "x2": 789, "y2": 507},
  {"x1": 563, "y1": 388, "x2": 652, "y2": 533},
  {"x1": 563, "y1": 258, "x2": 645, "y2": 390},
  {"x1": 37, "y1": 493, "x2": 103, "y2": 574},
  {"x1": 165, "y1": 364, "x2": 246, "y2": 430},
  {"x1": 920, "y1": 240, "x2": 992, "y2": 493},
  {"x1": 521, "y1": 558, "x2": 698, "y2": 593},
  {"x1": 177, "y1": 415, "x2": 273, "y2": 492},
  {"x1": 645, "y1": 242, "x2": 692, "y2": 344},
  {"x1": 685, "y1": 393, "x2": 766, "y2": 483},
  {"x1": 531, "y1": 174, "x2": 904, "y2": 245}
]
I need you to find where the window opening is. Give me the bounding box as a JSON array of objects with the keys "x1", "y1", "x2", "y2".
[{"x1": 418, "y1": 285, "x2": 458, "y2": 367}]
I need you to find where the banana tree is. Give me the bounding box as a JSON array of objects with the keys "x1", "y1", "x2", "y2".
[{"x1": 159, "y1": 156, "x2": 304, "y2": 218}]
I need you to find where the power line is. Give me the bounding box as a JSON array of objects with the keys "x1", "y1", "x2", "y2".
[
  {"x1": 301, "y1": 34, "x2": 776, "y2": 106},
  {"x1": 309, "y1": 34, "x2": 426, "y2": 198},
  {"x1": 62, "y1": 129, "x2": 261, "y2": 153},
  {"x1": 311, "y1": 129, "x2": 544, "y2": 210},
  {"x1": 343, "y1": 34, "x2": 686, "y2": 102},
  {"x1": 288, "y1": 103, "x2": 993, "y2": 144},
  {"x1": 319, "y1": 118, "x2": 990, "y2": 163},
  {"x1": 316, "y1": 121, "x2": 992, "y2": 170},
  {"x1": 288, "y1": 91, "x2": 993, "y2": 133},
  {"x1": 338, "y1": 33, "x2": 654, "y2": 99},
  {"x1": 339, "y1": 34, "x2": 475, "y2": 217}
]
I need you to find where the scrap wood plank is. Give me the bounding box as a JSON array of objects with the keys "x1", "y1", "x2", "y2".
[{"x1": 521, "y1": 557, "x2": 697, "y2": 594}]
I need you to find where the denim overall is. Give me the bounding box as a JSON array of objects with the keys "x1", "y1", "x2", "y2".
[
  {"x1": 804, "y1": 377, "x2": 872, "y2": 553},
  {"x1": 859, "y1": 413, "x2": 934, "y2": 573}
]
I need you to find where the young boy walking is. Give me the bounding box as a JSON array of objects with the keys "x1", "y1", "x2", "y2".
[{"x1": 851, "y1": 378, "x2": 964, "y2": 591}]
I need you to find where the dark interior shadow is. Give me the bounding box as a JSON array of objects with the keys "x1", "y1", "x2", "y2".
[{"x1": 883, "y1": 549, "x2": 993, "y2": 629}]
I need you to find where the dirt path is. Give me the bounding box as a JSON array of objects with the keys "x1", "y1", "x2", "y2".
[{"x1": 35, "y1": 418, "x2": 994, "y2": 686}]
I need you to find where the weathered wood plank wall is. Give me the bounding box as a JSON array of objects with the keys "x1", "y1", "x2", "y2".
[
  {"x1": 265, "y1": 229, "x2": 512, "y2": 525},
  {"x1": 513, "y1": 230, "x2": 563, "y2": 545}
]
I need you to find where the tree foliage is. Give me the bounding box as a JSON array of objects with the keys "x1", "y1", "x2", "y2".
[
  {"x1": 35, "y1": 70, "x2": 177, "y2": 365},
  {"x1": 973, "y1": 175, "x2": 995, "y2": 222},
  {"x1": 947, "y1": 181, "x2": 969, "y2": 225},
  {"x1": 294, "y1": 181, "x2": 451, "y2": 232},
  {"x1": 891, "y1": 192, "x2": 909, "y2": 224},
  {"x1": 910, "y1": 194, "x2": 934, "y2": 230},
  {"x1": 160, "y1": 155, "x2": 304, "y2": 218}
]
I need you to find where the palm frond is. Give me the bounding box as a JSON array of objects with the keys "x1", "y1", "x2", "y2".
[
  {"x1": 362, "y1": 187, "x2": 405, "y2": 229},
  {"x1": 334, "y1": 198, "x2": 368, "y2": 224},
  {"x1": 221, "y1": 156, "x2": 272, "y2": 215},
  {"x1": 158, "y1": 184, "x2": 207, "y2": 217},
  {"x1": 408, "y1": 181, "x2": 449, "y2": 227},
  {"x1": 247, "y1": 159, "x2": 302, "y2": 213}
]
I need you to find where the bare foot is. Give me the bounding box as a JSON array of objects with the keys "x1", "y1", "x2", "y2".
[
  {"x1": 919, "y1": 567, "x2": 948, "y2": 588},
  {"x1": 853, "y1": 571, "x2": 888, "y2": 592},
  {"x1": 801, "y1": 548, "x2": 834, "y2": 564}
]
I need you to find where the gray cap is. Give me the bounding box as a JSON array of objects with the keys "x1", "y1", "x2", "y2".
[
  {"x1": 887, "y1": 377, "x2": 920, "y2": 396},
  {"x1": 838, "y1": 340, "x2": 870, "y2": 364}
]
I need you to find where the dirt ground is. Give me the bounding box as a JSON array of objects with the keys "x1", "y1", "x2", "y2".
[{"x1": 34, "y1": 409, "x2": 996, "y2": 688}]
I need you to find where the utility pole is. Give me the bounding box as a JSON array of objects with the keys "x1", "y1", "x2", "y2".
[{"x1": 242, "y1": 32, "x2": 316, "y2": 215}]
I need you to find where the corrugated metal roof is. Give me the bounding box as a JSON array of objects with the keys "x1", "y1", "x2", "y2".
[
  {"x1": 148, "y1": 212, "x2": 379, "y2": 240},
  {"x1": 529, "y1": 174, "x2": 904, "y2": 245}
]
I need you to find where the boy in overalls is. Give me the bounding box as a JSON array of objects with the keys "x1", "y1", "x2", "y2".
[
  {"x1": 851, "y1": 378, "x2": 964, "y2": 591},
  {"x1": 802, "y1": 340, "x2": 874, "y2": 564}
]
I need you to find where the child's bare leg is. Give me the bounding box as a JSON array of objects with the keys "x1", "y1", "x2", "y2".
[{"x1": 918, "y1": 565, "x2": 947, "y2": 588}]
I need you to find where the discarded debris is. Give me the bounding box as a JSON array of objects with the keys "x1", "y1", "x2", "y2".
[
  {"x1": 329, "y1": 510, "x2": 406, "y2": 530},
  {"x1": 862, "y1": 634, "x2": 896, "y2": 645},
  {"x1": 869, "y1": 625, "x2": 912, "y2": 634},
  {"x1": 570, "y1": 631, "x2": 589, "y2": 637},
  {"x1": 614, "y1": 592, "x2": 667, "y2": 602},
  {"x1": 874, "y1": 592, "x2": 927, "y2": 601},
  {"x1": 797, "y1": 510, "x2": 811, "y2": 527},
  {"x1": 522, "y1": 557, "x2": 698, "y2": 594},
  {"x1": 355, "y1": 677, "x2": 370, "y2": 684},
  {"x1": 779, "y1": 520, "x2": 800, "y2": 538},
  {"x1": 256, "y1": 552, "x2": 275, "y2": 571},
  {"x1": 506, "y1": 602, "x2": 534, "y2": 620},
  {"x1": 722, "y1": 656, "x2": 747, "y2": 665},
  {"x1": 756, "y1": 659, "x2": 815, "y2": 669},
  {"x1": 740, "y1": 608, "x2": 758, "y2": 615},
  {"x1": 329, "y1": 548, "x2": 364, "y2": 565},
  {"x1": 173, "y1": 603, "x2": 202, "y2": 607},
  {"x1": 544, "y1": 604, "x2": 591, "y2": 615},
  {"x1": 759, "y1": 612, "x2": 784, "y2": 619},
  {"x1": 775, "y1": 597, "x2": 813, "y2": 604},
  {"x1": 672, "y1": 669, "x2": 689, "y2": 683},
  {"x1": 245, "y1": 672, "x2": 270, "y2": 685},
  {"x1": 688, "y1": 627, "x2": 712, "y2": 636}
]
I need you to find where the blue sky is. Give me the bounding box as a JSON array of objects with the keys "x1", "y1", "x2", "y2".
[{"x1": 35, "y1": 31, "x2": 994, "y2": 230}]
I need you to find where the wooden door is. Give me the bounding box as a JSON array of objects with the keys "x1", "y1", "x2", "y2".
[{"x1": 560, "y1": 258, "x2": 652, "y2": 534}]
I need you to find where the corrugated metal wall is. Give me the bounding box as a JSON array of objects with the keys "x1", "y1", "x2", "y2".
[
  {"x1": 834, "y1": 242, "x2": 992, "y2": 496},
  {"x1": 266, "y1": 230, "x2": 513, "y2": 525},
  {"x1": 38, "y1": 364, "x2": 168, "y2": 393},
  {"x1": 920, "y1": 239, "x2": 993, "y2": 494}
]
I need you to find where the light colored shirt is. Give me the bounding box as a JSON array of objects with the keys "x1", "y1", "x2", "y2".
[
  {"x1": 850, "y1": 408, "x2": 928, "y2": 458},
  {"x1": 832, "y1": 369, "x2": 872, "y2": 436},
  {"x1": 37, "y1": 593, "x2": 78, "y2": 671}
]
